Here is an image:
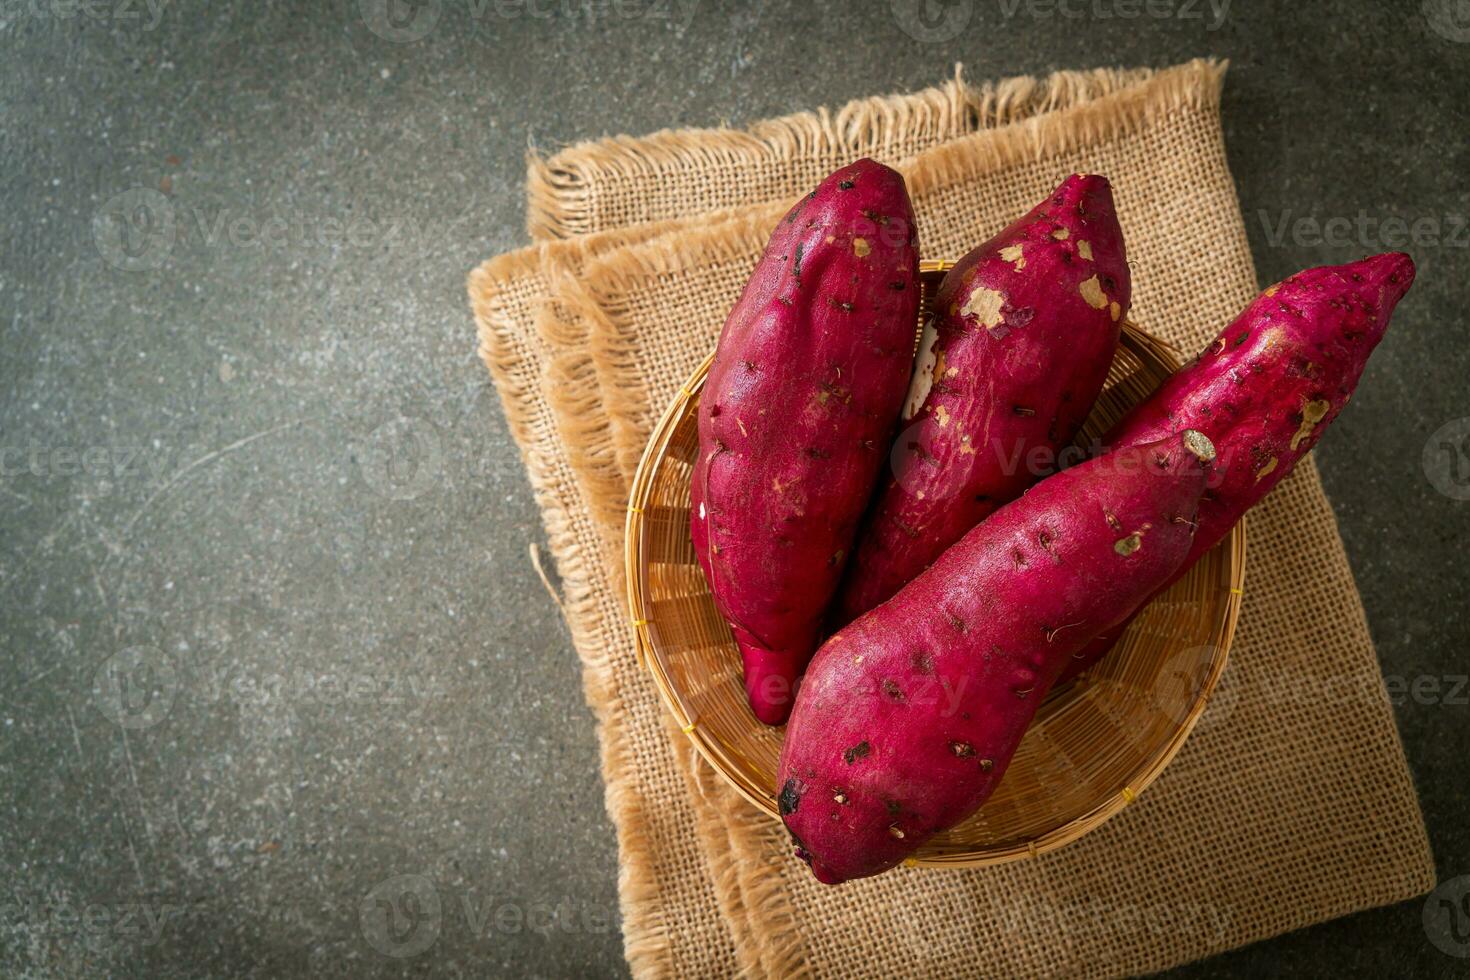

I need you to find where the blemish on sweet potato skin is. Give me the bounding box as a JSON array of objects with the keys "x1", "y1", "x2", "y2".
[
  {"x1": 778, "y1": 778, "x2": 803, "y2": 816},
  {"x1": 959, "y1": 286, "x2": 1006, "y2": 329},
  {"x1": 1078, "y1": 275, "x2": 1108, "y2": 310},
  {"x1": 1290, "y1": 398, "x2": 1332, "y2": 451}
]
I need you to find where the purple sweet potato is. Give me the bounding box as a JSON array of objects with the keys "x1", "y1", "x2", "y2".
[
  {"x1": 832, "y1": 174, "x2": 1129, "y2": 627},
  {"x1": 1056, "y1": 252, "x2": 1416, "y2": 686},
  {"x1": 778, "y1": 430, "x2": 1214, "y2": 884},
  {"x1": 689, "y1": 159, "x2": 921, "y2": 726}
]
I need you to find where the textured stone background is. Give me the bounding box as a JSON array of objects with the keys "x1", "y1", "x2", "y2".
[{"x1": 2, "y1": 0, "x2": 1467, "y2": 975}]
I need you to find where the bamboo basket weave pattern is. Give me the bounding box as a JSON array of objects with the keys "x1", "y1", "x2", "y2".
[{"x1": 626, "y1": 263, "x2": 1245, "y2": 867}]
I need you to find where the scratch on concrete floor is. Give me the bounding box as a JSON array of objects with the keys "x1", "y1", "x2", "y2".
[
  {"x1": 14, "y1": 661, "x2": 63, "y2": 690},
  {"x1": 119, "y1": 807, "x2": 147, "y2": 892},
  {"x1": 123, "y1": 418, "x2": 316, "y2": 538},
  {"x1": 121, "y1": 727, "x2": 155, "y2": 847},
  {"x1": 172, "y1": 800, "x2": 189, "y2": 844},
  {"x1": 8, "y1": 509, "x2": 80, "y2": 580},
  {"x1": 66, "y1": 705, "x2": 83, "y2": 763}
]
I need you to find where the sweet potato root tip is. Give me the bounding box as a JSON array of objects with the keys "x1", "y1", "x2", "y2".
[{"x1": 1055, "y1": 253, "x2": 1415, "y2": 687}]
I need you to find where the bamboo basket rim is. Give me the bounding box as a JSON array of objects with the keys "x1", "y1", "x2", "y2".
[{"x1": 624, "y1": 259, "x2": 1246, "y2": 868}]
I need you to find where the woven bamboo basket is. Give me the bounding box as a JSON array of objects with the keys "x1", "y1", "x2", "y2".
[{"x1": 625, "y1": 260, "x2": 1245, "y2": 867}]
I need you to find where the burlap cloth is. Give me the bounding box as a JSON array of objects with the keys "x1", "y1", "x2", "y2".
[{"x1": 469, "y1": 60, "x2": 1434, "y2": 978}]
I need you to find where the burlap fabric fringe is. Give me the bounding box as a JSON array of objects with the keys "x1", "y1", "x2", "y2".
[{"x1": 471, "y1": 60, "x2": 1434, "y2": 978}]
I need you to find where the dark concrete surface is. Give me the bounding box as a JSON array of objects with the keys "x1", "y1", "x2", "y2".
[{"x1": 1, "y1": 0, "x2": 1466, "y2": 976}]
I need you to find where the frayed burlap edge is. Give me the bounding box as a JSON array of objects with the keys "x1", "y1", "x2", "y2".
[
  {"x1": 566, "y1": 200, "x2": 884, "y2": 980},
  {"x1": 582, "y1": 58, "x2": 1228, "y2": 492},
  {"x1": 902, "y1": 57, "x2": 1225, "y2": 194},
  {"x1": 526, "y1": 62, "x2": 1171, "y2": 240},
  {"x1": 537, "y1": 205, "x2": 751, "y2": 547},
  {"x1": 471, "y1": 238, "x2": 684, "y2": 977},
  {"x1": 532, "y1": 212, "x2": 774, "y2": 971},
  {"x1": 537, "y1": 235, "x2": 661, "y2": 560},
  {"x1": 474, "y1": 215, "x2": 789, "y2": 976},
  {"x1": 566, "y1": 204, "x2": 787, "y2": 488}
]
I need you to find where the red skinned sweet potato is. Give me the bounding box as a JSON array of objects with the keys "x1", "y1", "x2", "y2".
[
  {"x1": 690, "y1": 159, "x2": 921, "y2": 725},
  {"x1": 833, "y1": 174, "x2": 1129, "y2": 627},
  {"x1": 1057, "y1": 252, "x2": 1416, "y2": 685},
  {"x1": 778, "y1": 430, "x2": 1214, "y2": 884}
]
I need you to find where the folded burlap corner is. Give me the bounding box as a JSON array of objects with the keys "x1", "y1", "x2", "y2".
[{"x1": 471, "y1": 60, "x2": 1434, "y2": 978}]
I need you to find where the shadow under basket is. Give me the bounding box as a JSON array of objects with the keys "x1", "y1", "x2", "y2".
[{"x1": 624, "y1": 260, "x2": 1245, "y2": 868}]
